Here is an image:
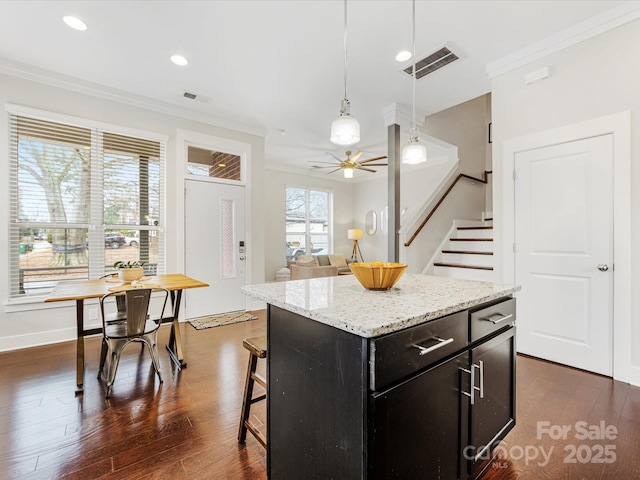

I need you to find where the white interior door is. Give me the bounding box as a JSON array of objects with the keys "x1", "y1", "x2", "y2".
[
  {"x1": 514, "y1": 134, "x2": 613, "y2": 376},
  {"x1": 185, "y1": 179, "x2": 246, "y2": 318}
]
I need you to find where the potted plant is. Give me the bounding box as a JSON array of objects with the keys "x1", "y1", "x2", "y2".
[{"x1": 113, "y1": 260, "x2": 146, "y2": 283}]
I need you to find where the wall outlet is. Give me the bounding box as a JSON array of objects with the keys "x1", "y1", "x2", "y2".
[{"x1": 89, "y1": 308, "x2": 98, "y2": 321}]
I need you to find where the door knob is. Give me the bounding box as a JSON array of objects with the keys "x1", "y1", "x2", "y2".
[
  {"x1": 597, "y1": 264, "x2": 609, "y2": 272},
  {"x1": 239, "y1": 256, "x2": 246, "y2": 261}
]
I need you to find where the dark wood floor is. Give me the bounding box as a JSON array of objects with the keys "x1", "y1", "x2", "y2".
[{"x1": 0, "y1": 312, "x2": 639, "y2": 479}]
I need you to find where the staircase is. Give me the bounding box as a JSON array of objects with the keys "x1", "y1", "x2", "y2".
[{"x1": 432, "y1": 222, "x2": 494, "y2": 281}]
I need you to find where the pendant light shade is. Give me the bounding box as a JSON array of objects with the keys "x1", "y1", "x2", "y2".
[
  {"x1": 402, "y1": 133, "x2": 427, "y2": 165},
  {"x1": 331, "y1": 0, "x2": 360, "y2": 146},
  {"x1": 402, "y1": 0, "x2": 427, "y2": 165}
]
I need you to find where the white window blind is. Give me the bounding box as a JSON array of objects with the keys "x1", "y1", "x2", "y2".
[{"x1": 8, "y1": 112, "x2": 166, "y2": 298}]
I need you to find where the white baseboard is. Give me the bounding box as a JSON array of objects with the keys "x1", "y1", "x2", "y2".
[{"x1": 0, "y1": 327, "x2": 78, "y2": 352}]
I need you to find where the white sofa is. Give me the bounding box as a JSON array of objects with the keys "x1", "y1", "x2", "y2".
[{"x1": 288, "y1": 253, "x2": 351, "y2": 280}]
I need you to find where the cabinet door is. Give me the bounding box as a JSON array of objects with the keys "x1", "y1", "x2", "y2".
[
  {"x1": 468, "y1": 327, "x2": 516, "y2": 472},
  {"x1": 370, "y1": 351, "x2": 469, "y2": 479}
]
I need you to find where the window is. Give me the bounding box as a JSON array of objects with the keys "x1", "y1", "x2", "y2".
[
  {"x1": 187, "y1": 146, "x2": 242, "y2": 182},
  {"x1": 9, "y1": 111, "x2": 166, "y2": 298},
  {"x1": 285, "y1": 187, "x2": 331, "y2": 262}
]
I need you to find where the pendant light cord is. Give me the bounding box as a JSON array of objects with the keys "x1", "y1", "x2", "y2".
[
  {"x1": 411, "y1": 0, "x2": 416, "y2": 137},
  {"x1": 343, "y1": 0, "x2": 349, "y2": 101}
]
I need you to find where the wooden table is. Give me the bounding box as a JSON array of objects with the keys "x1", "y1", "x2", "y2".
[{"x1": 45, "y1": 273, "x2": 209, "y2": 393}]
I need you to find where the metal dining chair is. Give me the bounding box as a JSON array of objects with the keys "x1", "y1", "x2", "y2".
[{"x1": 98, "y1": 287, "x2": 169, "y2": 398}]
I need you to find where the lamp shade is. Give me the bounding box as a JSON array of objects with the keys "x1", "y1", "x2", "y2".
[
  {"x1": 343, "y1": 166, "x2": 354, "y2": 178},
  {"x1": 402, "y1": 140, "x2": 427, "y2": 165},
  {"x1": 348, "y1": 228, "x2": 363, "y2": 240},
  {"x1": 330, "y1": 115, "x2": 360, "y2": 146}
]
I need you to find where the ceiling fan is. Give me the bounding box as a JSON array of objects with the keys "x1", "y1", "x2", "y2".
[{"x1": 310, "y1": 150, "x2": 388, "y2": 177}]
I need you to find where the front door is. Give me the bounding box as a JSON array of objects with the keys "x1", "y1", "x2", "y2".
[
  {"x1": 185, "y1": 179, "x2": 246, "y2": 318},
  {"x1": 514, "y1": 134, "x2": 613, "y2": 376}
]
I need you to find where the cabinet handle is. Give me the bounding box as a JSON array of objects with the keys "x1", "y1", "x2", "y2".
[
  {"x1": 481, "y1": 312, "x2": 513, "y2": 324},
  {"x1": 461, "y1": 363, "x2": 482, "y2": 405},
  {"x1": 461, "y1": 366, "x2": 475, "y2": 405},
  {"x1": 412, "y1": 336, "x2": 454, "y2": 356},
  {"x1": 478, "y1": 360, "x2": 484, "y2": 399}
]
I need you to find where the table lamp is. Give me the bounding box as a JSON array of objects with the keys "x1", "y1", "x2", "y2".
[{"x1": 348, "y1": 228, "x2": 364, "y2": 262}]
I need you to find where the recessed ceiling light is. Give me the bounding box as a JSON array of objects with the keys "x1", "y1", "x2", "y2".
[
  {"x1": 395, "y1": 50, "x2": 412, "y2": 62},
  {"x1": 171, "y1": 55, "x2": 189, "y2": 66},
  {"x1": 218, "y1": 163, "x2": 227, "y2": 168},
  {"x1": 63, "y1": 15, "x2": 87, "y2": 31}
]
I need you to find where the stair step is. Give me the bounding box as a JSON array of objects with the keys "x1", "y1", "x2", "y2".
[
  {"x1": 450, "y1": 238, "x2": 492, "y2": 242},
  {"x1": 442, "y1": 250, "x2": 493, "y2": 255},
  {"x1": 433, "y1": 264, "x2": 494, "y2": 282},
  {"x1": 433, "y1": 262, "x2": 493, "y2": 271},
  {"x1": 455, "y1": 227, "x2": 493, "y2": 239},
  {"x1": 447, "y1": 240, "x2": 494, "y2": 252},
  {"x1": 441, "y1": 251, "x2": 493, "y2": 266}
]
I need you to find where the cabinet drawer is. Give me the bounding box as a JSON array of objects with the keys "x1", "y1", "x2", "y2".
[
  {"x1": 370, "y1": 310, "x2": 467, "y2": 391},
  {"x1": 470, "y1": 297, "x2": 516, "y2": 343}
]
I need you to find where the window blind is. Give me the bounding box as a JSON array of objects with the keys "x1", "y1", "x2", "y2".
[{"x1": 8, "y1": 112, "x2": 166, "y2": 298}]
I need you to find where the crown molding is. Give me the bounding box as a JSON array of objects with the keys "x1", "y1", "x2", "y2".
[
  {"x1": 487, "y1": 1, "x2": 640, "y2": 78},
  {"x1": 0, "y1": 58, "x2": 267, "y2": 138}
]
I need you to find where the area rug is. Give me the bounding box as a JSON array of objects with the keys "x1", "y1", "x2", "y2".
[{"x1": 188, "y1": 311, "x2": 258, "y2": 330}]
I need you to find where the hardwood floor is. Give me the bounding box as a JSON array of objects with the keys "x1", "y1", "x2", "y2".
[{"x1": 0, "y1": 313, "x2": 638, "y2": 479}]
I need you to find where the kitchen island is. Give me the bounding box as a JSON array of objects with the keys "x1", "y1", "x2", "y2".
[{"x1": 242, "y1": 274, "x2": 520, "y2": 479}]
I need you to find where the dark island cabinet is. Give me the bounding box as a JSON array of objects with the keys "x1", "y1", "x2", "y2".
[
  {"x1": 369, "y1": 351, "x2": 470, "y2": 478},
  {"x1": 267, "y1": 296, "x2": 516, "y2": 480}
]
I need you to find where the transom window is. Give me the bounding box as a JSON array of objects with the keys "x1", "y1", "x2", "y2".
[
  {"x1": 285, "y1": 187, "x2": 332, "y2": 263},
  {"x1": 8, "y1": 110, "x2": 166, "y2": 298}
]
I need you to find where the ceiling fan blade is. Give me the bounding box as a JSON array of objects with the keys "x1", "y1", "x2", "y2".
[
  {"x1": 359, "y1": 156, "x2": 388, "y2": 164},
  {"x1": 312, "y1": 165, "x2": 340, "y2": 169},
  {"x1": 350, "y1": 151, "x2": 363, "y2": 163},
  {"x1": 360, "y1": 163, "x2": 387, "y2": 167},
  {"x1": 326, "y1": 168, "x2": 342, "y2": 174},
  {"x1": 325, "y1": 152, "x2": 343, "y2": 162},
  {"x1": 309, "y1": 161, "x2": 341, "y2": 165},
  {"x1": 359, "y1": 167, "x2": 377, "y2": 173}
]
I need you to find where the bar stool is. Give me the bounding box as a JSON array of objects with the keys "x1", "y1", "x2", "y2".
[{"x1": 238, "y1": 336, "x2": 267, "y2": 448}]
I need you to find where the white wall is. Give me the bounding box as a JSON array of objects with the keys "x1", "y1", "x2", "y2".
[
  {"x1": 0, "y1": 73, "x2": 265, "y2": 351},
  {"x1": 353, "y1": 158, "x2": 457, "y2": 268},
  {"x1": 491, "y1": 18, "x2": 640, "y2": 383},
  {"x1": 263, "y1": 168, "x2": 355, "y2": 281}
]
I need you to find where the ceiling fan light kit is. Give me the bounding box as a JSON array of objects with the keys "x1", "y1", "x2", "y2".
[
  {"x1": 402, "y1": 0, "x2": 428, "y2": 165},
  {"x1": 343, "y1": 165, "x2": 354, "y2": 178},
  {"x1": 330, "y1": 0, "x2": 360, "y2": 147}
]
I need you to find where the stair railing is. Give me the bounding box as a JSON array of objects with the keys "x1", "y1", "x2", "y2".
[{"x1": 404, "y1": 170, "x2": 492, "y2": 247}]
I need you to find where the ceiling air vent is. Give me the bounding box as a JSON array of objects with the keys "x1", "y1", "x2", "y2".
[
  {"x1": 403, "y1": 45, "x2": 459, "y2": 79},
  {"x1": 183, "y1": 91, "x2": 212, "y2": 103}
]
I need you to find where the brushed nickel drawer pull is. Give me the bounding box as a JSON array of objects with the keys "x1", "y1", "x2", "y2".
[
  {"x1": 481, "y1": 313, "x2": 513, "y2": 324},
  {"x1": 412, "y1": 336, "x2": 454, "y2": 356}
]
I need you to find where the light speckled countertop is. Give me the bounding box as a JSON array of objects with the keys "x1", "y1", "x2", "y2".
[{"x1": 242, "y1": 274, "x2": 520, "y2": 338}]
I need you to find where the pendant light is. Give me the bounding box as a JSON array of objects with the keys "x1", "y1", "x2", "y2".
[
  {"x1": 330, "y1": 0, "x2": 360, "y2": 146},
  {"x1": 402, "y1": 0, "x2": 427, "y2": 165}
]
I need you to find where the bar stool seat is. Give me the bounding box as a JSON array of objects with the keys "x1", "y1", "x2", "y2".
[{"x1": 238, "y1": 335, "x2": 267, "y2": 448}]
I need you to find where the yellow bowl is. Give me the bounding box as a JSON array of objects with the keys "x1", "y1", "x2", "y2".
[{"x1": 349, "y1": 262, "x2": 408, "y2": 291}]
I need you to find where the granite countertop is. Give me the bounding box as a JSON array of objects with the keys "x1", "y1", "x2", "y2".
[{"x1": 242, "y1": 274, "x2": 520, "y2": 338}]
